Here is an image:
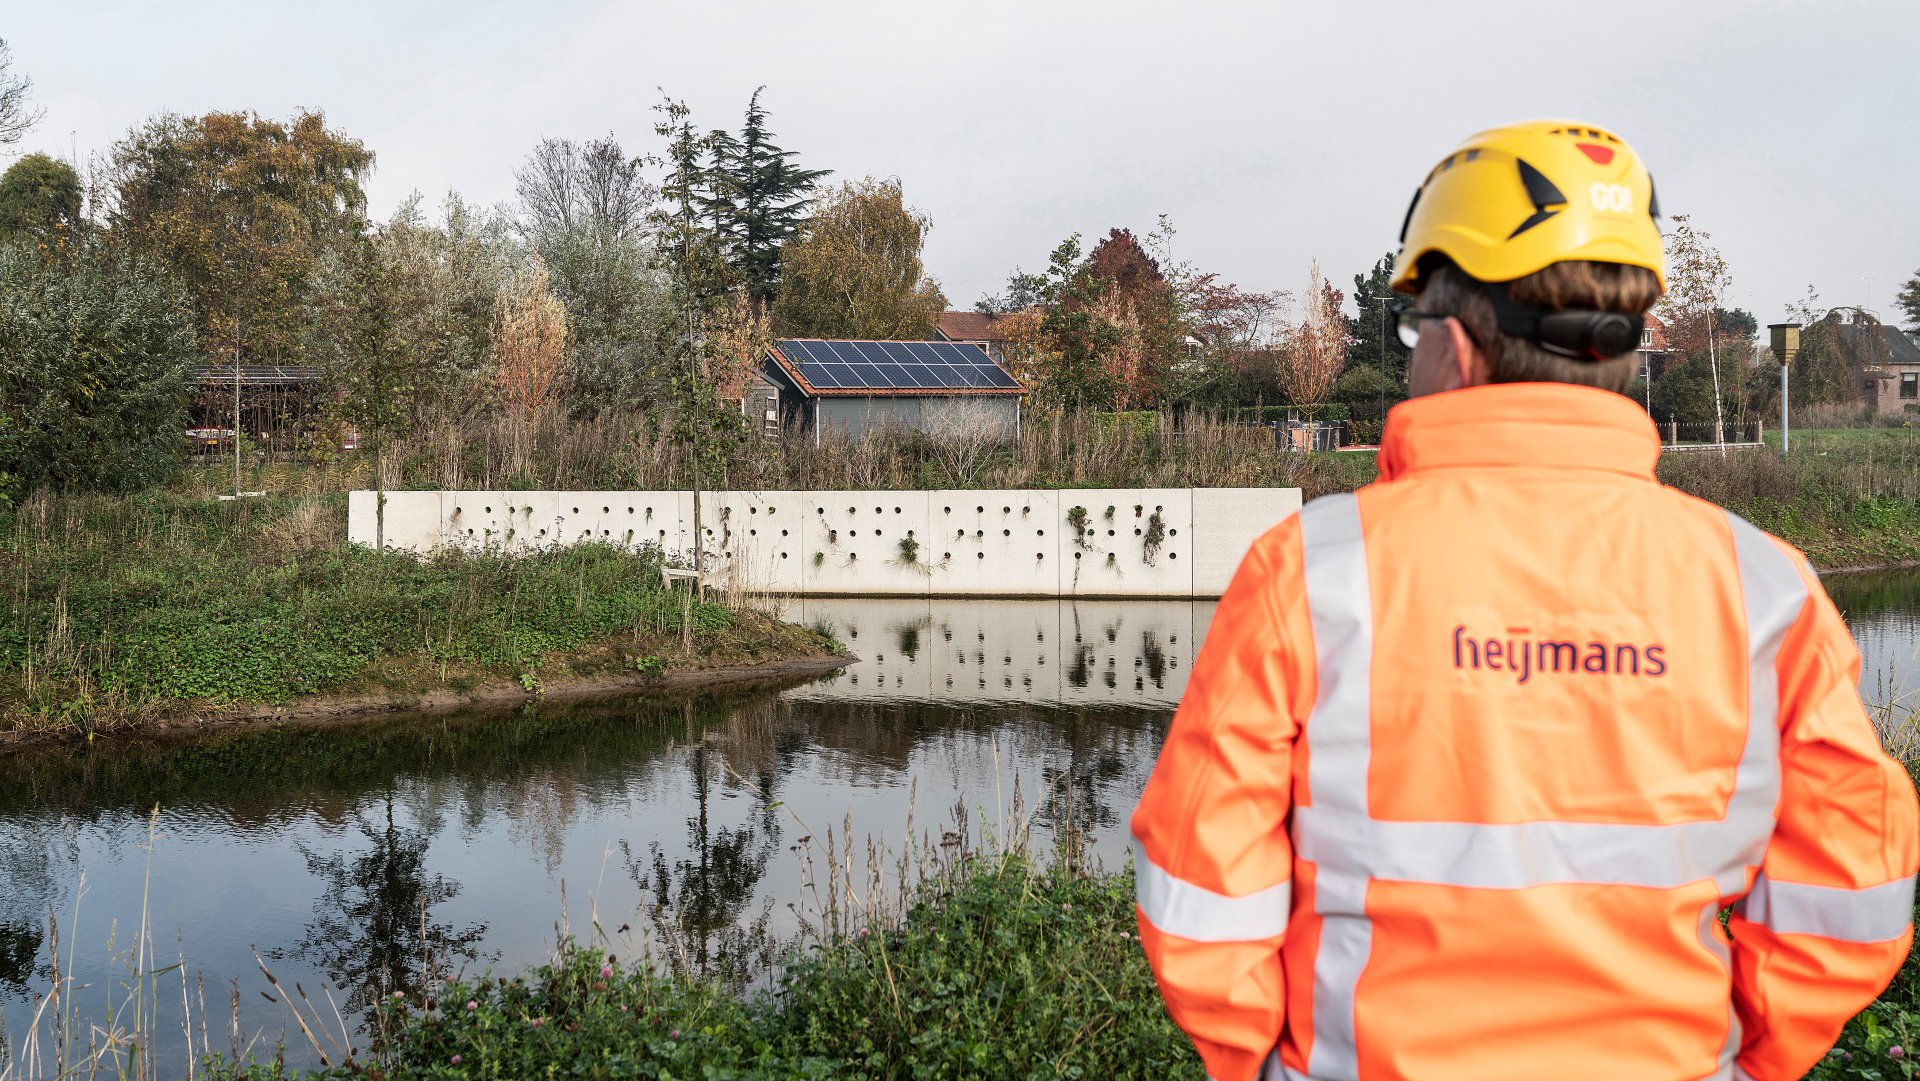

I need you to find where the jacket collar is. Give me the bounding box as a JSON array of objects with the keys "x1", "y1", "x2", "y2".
[{"x1": 1377, "y1": 383, "x2": 1661, "y2": 482}]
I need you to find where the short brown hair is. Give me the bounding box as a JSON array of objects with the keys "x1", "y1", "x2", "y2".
[{"x1": 1417, "y1": 259, "x2": 1663, "y2": 393}]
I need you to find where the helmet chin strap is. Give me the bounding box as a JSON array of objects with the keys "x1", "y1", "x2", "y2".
[{"x1": 1482, "y1": 281, "x2": 1644, "y2": 361}]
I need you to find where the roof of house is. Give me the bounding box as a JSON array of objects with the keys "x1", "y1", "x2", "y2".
[
  {"x1": 764, "y1": 339, "x2": 1025, "y2": 398},
  {"x1": 1834, "y1": 320, "x2": 1920, "y2": 367},
  {"x1": 935, "y1": 311, "x2": 1021, "y2": 342}
]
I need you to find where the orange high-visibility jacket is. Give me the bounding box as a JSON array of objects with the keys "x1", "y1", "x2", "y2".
[{"x1": 1132, "y1": 384, "x2": 1919, "y2": 1081}]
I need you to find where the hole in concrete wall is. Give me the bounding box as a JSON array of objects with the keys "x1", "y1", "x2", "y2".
[
  {"x1": 602, "y1": 506, "x2": 610, "y2": 514},
  {"x1": 768, "y1": 507, "x2": 777, "y2": 515},
  {"x1": 818, "y1": 507, "x2": 826, "y2": 514},
  {"x1": 627, "y1": 507, "x2": 634, "y2": 513},
  {"x1": 1037, "y1": 529, "x2": 1045, "y2": 536},
  {"x1": 977, "y1": 552, "x2": 985, "y2": 559},
  {"x1": 974, "y1": 529, "x2": 984, "y2": 538},
  {"x1": 943, "y1": 552, "x2": 951, "y2": 560},
  {"x1": 1073, "y1": 552, "x2": 1082, "y2": 560},
  {"x1": 1107, "y1": 529, "x2": 1115, "y2": 536},
  {"x1": 1170, "y1": 528, "x2": 1178, "y2": 536},
  {"x1": 847, "y1": 506, "x2": 856, "y2": 515},
  {"x1": 1155, "y1": 505, "x2": 1164, "y2": 513},
  {"x1": 1036, "y1": 552, "x2": 1045, "y2": 560},
  {"x1": 781, "y1": 529, "x2": 789, "y2": 536},
  {"x1": 484, "y1": 506, "x2": 492, "y2": 513},
  {"x1": 894, "y1": 506, "x2": 901, "y2": 514},
  {"x1": 750, "y1": 507, "x2": 758, "y2": 514},
  {"x1": 875, "y1": 506, "x2": 884, "y2": 514},
  {"x1": 572, "y1": 507, "x2": 580, "y2": 514},
  {"x1": 1135, "y1": 528, "x2": 1143, "y2": 536},
  {"x1": 1002, "y1": 506, "x2": 1010, "y2": 514},
  {"x1": 976, "y1": 505, "x2": 984, "y2": 513},
  {"x1": 781, "y1": 552, "x2": 789, "y2": 559},
  {"x1": 538, "y1": 529, "x2": 548, "y2": 537},
  {"x1": 956, "y1": 529, "x2": 965, "y2": 539},
  {"x1": 943, "y1": 506, "x2": 951, "y2": 514},
  {"x1": 1169, "y1": 552, "x2": 1178, "y2": 559},
  {"x1": 1002, "y1": 529, "x2": 1010, "y2": 537},
  {"x1": 749, "y1": 529, "x2": 757, "y2": 536},
  {"x1": 873, "y1": 529, "x2": 881, "y2": 536}
]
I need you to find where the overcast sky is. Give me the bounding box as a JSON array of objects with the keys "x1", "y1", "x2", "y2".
[{"x1": 8, "y1": 0, "x2": 1916, "y2": 321}]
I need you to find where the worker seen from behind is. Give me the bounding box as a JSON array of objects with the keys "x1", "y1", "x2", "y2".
[{"x1": 1130, "y1": 119, "x2": 1920, "y2": 1080}]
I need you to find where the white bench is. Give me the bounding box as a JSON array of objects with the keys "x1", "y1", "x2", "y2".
[{"x1": 660, "y1": 567, "x2": 704, "y2": 590}]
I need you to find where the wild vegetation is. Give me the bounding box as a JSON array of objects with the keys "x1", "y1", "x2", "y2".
[{"x1": 0, "y1": 482, "x2": 835, "y2": 741}]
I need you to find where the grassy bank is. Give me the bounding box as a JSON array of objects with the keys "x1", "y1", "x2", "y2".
[
  {"x1": 0, "y1": 489, "x2": 838, "y2": 742},
  {"x1": 205, "y1": 852, "x2": 1196, "y2": 1081}
]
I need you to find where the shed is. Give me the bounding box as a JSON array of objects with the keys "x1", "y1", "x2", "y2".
[{"x1": 760, "y1": 339, "x2": 1026, "y2": 443}]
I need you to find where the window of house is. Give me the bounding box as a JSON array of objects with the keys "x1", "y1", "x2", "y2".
[
  {"x1": 1640, "y1": 329, "x2": 1653, "y2": 347},
  {"x1": 1903, "y1": 372, "x2": 1918, "y2": 400},
  {"x1": 1865, "y1": 379, "x2": 1879, "y2": 401}
]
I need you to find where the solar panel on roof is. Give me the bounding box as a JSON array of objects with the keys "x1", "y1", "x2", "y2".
[{"x1": 775, "y1": 339, "x2": 1019, "y2": 392}]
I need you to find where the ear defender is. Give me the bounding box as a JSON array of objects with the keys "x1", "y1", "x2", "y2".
[{"x1": 1485, "y1": 282, "x2": 1645, "y2": 361}]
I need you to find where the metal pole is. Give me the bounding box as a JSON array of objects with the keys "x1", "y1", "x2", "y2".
[
  {"x1": 1780, "y1": 363, "x2": 1790, "y2": 455},
  {"x1": 1377, "y1": 296, "x2": 1387, "y2": 438}
]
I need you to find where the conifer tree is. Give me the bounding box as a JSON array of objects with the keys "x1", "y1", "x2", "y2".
[{"x1": 705, "y1": 88, "x2": 828, "y2": 305}]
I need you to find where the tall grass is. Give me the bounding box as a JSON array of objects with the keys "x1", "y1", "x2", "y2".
[{"x1": 364, "y1": 410, "x2": 1332, "y2": 496}]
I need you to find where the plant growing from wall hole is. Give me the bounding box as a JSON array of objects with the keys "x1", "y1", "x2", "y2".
[
  {"x1": 1066, "y1": 505, "x2": 1094, "y2": 551},
  {"x1": 1104, "y1": 505, "x2": 1115, "y2": 520},
  {"x1": 1142, "y1": 510, "x2": 1167, "y2": 566},
  {"x1": 813, "y1": 551, "x2": 825, "y2": 567},
  {"x1": 897, "y1": 534, "x2": 920, "y2": 565}
]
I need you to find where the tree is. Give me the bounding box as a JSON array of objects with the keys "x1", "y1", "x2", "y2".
[
  {"x1": 1347, "y1": 252, "x2": 1399, "y2": 381},
  {"x1": 773, "y1": 177, "x2": 945, "y2": 340},
  {"x1": 1660, "y1": 215, "x2": 1735, "y2": 441},
  {"x1": 1069, "y1": 229, "x2": 1186, "y2": 408},
  {"x1": 0, "y1": 39, "x2": 41, "y2": 150},
  {"x1": 317, "y1": 225, "x2": 444, "y2": 548},
  {"x1": 493, "y1": 257, "x2": 569, "y2": 477},
  {"x1": 703, "y1": 89, "x2": 829, "y2": 306},
  {"x1": 0, "y1": 241, "x2": 197, "y2": 498},
  {"x1": 0, "y1": 153, "x2": 81, "y2": 242},
  {"x1": 383, "y1": 192, "x2": 518, "y2": 420},
  {"x1": 1898, "y1": 269, "x2": 1920, "y2": 334},
  {"x1": 106, "y1": 110, "x2": 372, "y2": 376},
  {"x1": 1275, "y1": 260, "x2": 1348, "y2": 420},
  {"x1": 1650, "y1": 358, "x2": 1718, "y2": 425},
  {"x1": 975, "y1": 234, "x2": 1083, "y2": 315},
  {"x1": 514, "y1": 135, "x2": 671, "y2": 410}
]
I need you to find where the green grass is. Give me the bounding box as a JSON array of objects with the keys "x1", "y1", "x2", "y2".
[
  {"x1": 0, "y1": 489, "x2": 828, "y2": 738},
  {"x1": 203, "y1": 854, "x2": 1198, "y2": 1081}
]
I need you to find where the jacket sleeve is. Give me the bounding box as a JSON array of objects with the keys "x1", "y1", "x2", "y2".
[
  {"x1": 1131, "y1": 525, "x2": 1307, "y2": 1081},
  {"x1": 1731, "y1": 559, "x2": 1920, "y2": 1081}
]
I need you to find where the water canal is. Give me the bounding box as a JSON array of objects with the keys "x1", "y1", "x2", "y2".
[{"x1": 2, "y1": 577, "x2": 1918, "y2": 1071}]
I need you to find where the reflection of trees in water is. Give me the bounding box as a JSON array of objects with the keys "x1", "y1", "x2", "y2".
[
  {"x1": 282, "y1": 794, "x2": 489, "y2": 1017},
  {"x1": 0, "y1": 826, "x2": 59, "y2": 1000},
  {"x1": 1140, "y1": 630, "x2": 1168, "y2": 690},
  {"x1": 624, "y1": 730, "x2": 782, "y2": 985}
]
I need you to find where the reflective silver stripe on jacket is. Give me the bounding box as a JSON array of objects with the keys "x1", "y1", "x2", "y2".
[
  {"x1": 1134, "y1": 837, "x2": 1292, "y2": 942},
  {"x1": 1290, "y1": 497, "x2": 1807, "y2": 1080},
  {"x1": 1739, "y1": 873, "x2": 1917, "y2": 943}
]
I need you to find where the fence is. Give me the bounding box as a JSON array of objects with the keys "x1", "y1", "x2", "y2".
[{"x1": 1657, "y1": 417, "x2": 1765, "y2": 450}]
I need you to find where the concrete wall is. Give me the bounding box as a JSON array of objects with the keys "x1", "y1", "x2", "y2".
[{"x1": 348, "y1": 485, "x2": 1302, "y2": 598}]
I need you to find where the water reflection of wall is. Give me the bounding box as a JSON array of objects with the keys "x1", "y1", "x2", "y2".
[{"x1": 779, "y1": 599, "x2": 1218, "y2": 709}]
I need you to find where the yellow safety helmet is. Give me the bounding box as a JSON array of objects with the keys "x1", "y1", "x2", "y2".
[{"x1": 1390, "y1": 119, "x2": 1666, "y2": 295}]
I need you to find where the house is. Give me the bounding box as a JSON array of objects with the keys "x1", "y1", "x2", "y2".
[
  {"x1": 758, "y1": 338, "x2": 1026, "y2": 443},
  {"x1": 189, "y1": 363, "x2": 324, "y2": 454},
  {"x1": 934, "y1": 311, "x2": 1021, "y2": 365},
  {"x1": 1770, "y1": 316, "x2": 1920, "y2": 416},
  {"x1": 1635, "y1": 313, "x2": 1675, "y2": 382}
]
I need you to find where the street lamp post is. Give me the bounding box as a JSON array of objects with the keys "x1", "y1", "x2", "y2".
[{"x1": 1368, "y1": 293, "x2": 1391, "y2": 443}]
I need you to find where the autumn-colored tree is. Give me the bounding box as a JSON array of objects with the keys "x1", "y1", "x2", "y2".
[
  {"x1": 987, "y1": 307, "x2": 1054, "y2": 394},
  {"x1": 106, "y1": 110, "x2": 373, "y2": 372},
  {"x1": 1275, "y1": 260, "x2": 1349, "y2": 422},
  {"x1": 773, "y1": 177, "x2": 945, "y2": 339},
  {"x1": 1050, "y1": 228, "x2": 1187, "y2": 408},
  {"x1": 707, "y1": 291, "x2": 771, "y2": 402},
  {"x1": 494, "y1": 258, "x2": 569, "y2": 475}
]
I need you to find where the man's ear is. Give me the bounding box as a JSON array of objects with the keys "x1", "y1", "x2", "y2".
[{"x1": 1444, "y1": 316, "x2": 1483, "y2": 389}]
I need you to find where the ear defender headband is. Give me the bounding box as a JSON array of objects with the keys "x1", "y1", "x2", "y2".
[{"x1": 1482, "y1": 281, "x2": 1643, "y2": 362}]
